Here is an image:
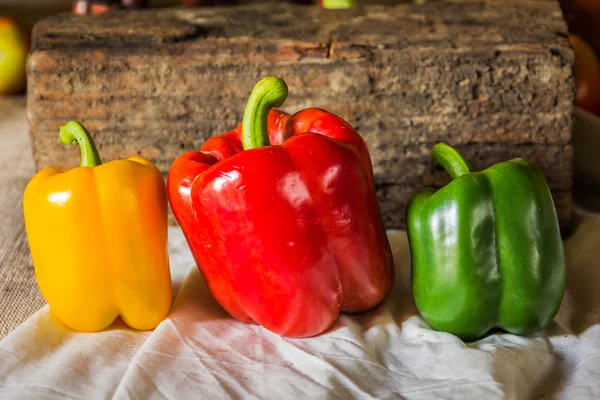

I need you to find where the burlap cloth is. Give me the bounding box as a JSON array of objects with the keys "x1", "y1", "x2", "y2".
[{"x1": 0, "y1": 97, "x2": 45, "y2": 339}]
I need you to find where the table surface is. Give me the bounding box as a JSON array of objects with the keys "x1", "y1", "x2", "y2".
[{"x1": 1, "y1": 96, "x2": 600, "y2": 398}]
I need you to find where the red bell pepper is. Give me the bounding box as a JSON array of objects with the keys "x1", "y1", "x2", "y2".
[{"x1": 168, "y1": 77, "x2": 394, "y2": 337}]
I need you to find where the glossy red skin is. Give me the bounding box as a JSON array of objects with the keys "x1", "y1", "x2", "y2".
[{"x1": 168, "y1": 108, "x2": 395, "y2": 337}]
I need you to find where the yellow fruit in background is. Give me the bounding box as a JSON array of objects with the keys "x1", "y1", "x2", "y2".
[{"x1": 0, "y1": 17, "x2": 29, "y2": 95}]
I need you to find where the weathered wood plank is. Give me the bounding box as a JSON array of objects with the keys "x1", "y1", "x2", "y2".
[{"x1": 27, "y1": 1, "x2": 575, "y2": 229}]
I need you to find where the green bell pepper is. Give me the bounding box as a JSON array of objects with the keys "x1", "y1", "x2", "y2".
[{"x1": 407, "y1": 143, "x2": 566, "y2": 341}]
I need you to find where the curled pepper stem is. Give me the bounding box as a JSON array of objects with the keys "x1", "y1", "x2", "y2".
[
  {"x1": 241, "y1": 76, "x2": 288, "y2": 150},
  {"x1": 431, "y1": 143, "x2": 472, "y2": 180},
  {"x1": 58, "y1": 121, "x2": 102, "y2": 168}
]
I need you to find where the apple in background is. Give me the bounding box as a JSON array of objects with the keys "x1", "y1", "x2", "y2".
[{"x1": 0, "y1": 17, "x2": 29, "y2": 95}]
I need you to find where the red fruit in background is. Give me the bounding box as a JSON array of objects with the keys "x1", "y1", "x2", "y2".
[{"x1": 570, "y1": 34, "x2": 600, "y2": 115}]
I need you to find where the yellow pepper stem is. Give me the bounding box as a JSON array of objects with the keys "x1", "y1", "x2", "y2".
[{"x1": 59, "y1": 121, "x2": 102, "y2": 168}]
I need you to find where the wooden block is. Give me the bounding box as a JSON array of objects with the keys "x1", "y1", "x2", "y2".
[{"x1": 27, "y1": 1, "x2": 575, "y2": 229}]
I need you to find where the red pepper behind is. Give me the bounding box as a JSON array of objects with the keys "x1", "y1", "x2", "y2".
[{"x1": 168, "y1": 77, "x2": 394, "y2": 337}]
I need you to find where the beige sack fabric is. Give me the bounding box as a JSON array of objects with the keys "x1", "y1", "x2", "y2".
[{"x1": 0, "y1": 97, "x2": 45, "y2": 339}]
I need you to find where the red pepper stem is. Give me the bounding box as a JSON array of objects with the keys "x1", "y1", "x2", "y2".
[
  {"x1": 431, "y1": 143, "x2": 472, "y2": 180},
  {"x1": 241, "y1": 76, "x2": 288, "y2": 150},
  {"x1": 58, "y1": 121, "x2": 102, "y2": 168}
]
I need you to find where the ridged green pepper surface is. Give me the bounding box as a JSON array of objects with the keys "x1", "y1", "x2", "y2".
[{"x1": 407, "y1": 143, "x2": 565, "y2": 340}]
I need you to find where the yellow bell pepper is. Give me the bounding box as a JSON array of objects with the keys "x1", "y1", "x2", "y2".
[{"x1": 23, "y1": 121, "x2": 172, "y2": 332}]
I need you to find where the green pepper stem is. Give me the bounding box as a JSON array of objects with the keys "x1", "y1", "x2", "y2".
[
  {"x1": 58, "y1": 121, "x2": 102, "y2": 168},
  {"x1": 431, "y1": 143, "x2": 472, "y2": 179},
  {"x1": 241, "y1": 76, "x2": 288, "y2": 150},
  {"x1": 320, "y1": 0, "x2": 358, "y2": 9}
]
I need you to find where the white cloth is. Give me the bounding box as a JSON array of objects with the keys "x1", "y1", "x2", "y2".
[{"x1": 1, "y1": 211, "x2": 600, "y2": 399}]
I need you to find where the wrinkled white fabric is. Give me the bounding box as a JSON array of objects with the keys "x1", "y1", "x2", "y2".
[{"x1": 1, "y1": 211, "x2": 599, "y2": 399}]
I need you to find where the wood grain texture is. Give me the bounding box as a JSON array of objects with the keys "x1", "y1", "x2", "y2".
[{"x1": 27, "y1": 1, "x2": 575, "y2": 228}]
